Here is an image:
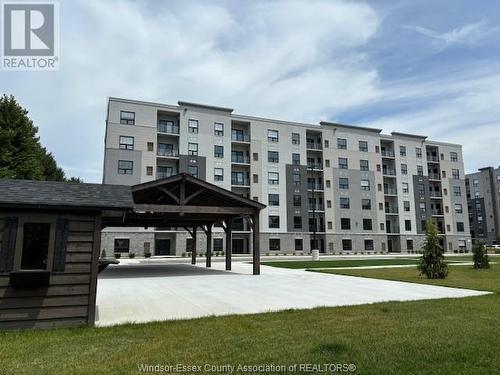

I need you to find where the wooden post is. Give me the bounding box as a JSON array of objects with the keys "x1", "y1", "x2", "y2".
[
  {"x1": 225, "y1": 218, "x2": 233, "y2": 271},
  {"x1": 206, "y1": 223, "x2": 212, "y2": 268},
  {"x1": 252, "y1": 213, "x2": 260, "y2": 275},
  {"x1": 88, "y1": 214, "x2": 102, "y2": 325},
  {"x1": 191, "y1": 226, "x2": 197, "y2": 265}
]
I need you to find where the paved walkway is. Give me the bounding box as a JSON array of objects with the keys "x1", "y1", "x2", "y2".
[{"x1": 95, "y1": 261, "x2": 490, "y2": 327}]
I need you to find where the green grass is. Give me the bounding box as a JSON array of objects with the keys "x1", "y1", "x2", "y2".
[
  {"x1": 1, "y1": 265, "x2": 498, "y2": 374},
  {"x1": 262, "y1": 256, "x2": 473, "y2": 269}
]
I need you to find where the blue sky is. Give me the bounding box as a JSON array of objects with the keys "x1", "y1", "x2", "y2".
[{"x1": 1, "y1": 0, "x2": 499, "y2": 182}]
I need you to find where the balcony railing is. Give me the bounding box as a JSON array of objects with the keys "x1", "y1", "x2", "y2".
[
  {"x1": 431, "y1": 210, "x2": 444, "y2": 216},
  {"x1": 309, "y1": 225, "x2": 325, "y2": 232},
  {"x1": 427, "y1": 155, "x2": 440, "y2": 162},
  {"x1": 231, "y1": 178, "x2": 250, "y2": 186},
  {"x1": 428, "y1": 173, "x2": 441, "y2": 180},
  {"x1": 381, "y1": 150, "x2": 395, "y2": 157},
  {"x1": 157, "y1": 123, "x2": 179, "y2": 134},
  {"x1": 307, "y1": 183, "x2": 324, "y2": 190},
  {"x1": 157, "y1": 149, "x2": 179, "y2": 157},
  {"x1": 307, "y1": 163, "x2": 323, "y2": 170},
  {"x1": 384, "y1": 188, "x2": 397, "y2": 195},
  {"x1": 382, "y1": 168, "x2": 396, "y2": 176},
  {"x1": 157, "y1": 171, "x2": 175, "y2": 179},
  {"x1": 308, "y1": 204, "x2": 324, "y2": 211},
  {"x1": 385, "y1": 207, "x2": 399, "y2": 214},
  {"x1": 231, "y1": 155, "x2": 250, "y2": 164},
  {"x1": 306, "y1": 142, "x2": 322, "y2": 150},
  {"x1": 430, "y1": 192, "x2": 442, "y2": 198},
  {"x1": 231, "y1": 132, "x2": 250, "y2": 142}
]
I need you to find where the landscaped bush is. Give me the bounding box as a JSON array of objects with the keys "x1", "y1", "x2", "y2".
[
  {"x1": 418, "y1": 220, "x2": 448, "y2": 279},
  {"x1": 472, "y1": 242, "x2": 489, "y2": 269},
  {"x1": 454, "y1": 249, "x2": 459, "y2": 253},
  {"x1": 144, "y1": 250, "x2": 151, "y2": 258},
  {"x1": 114, "y1": 253, "x2": 121, "y2": 259},
  {"x1": 181, "y1": 252, "x2": 186, "y2": 257},
  {"x1": 128, "y1": 253, "x2": 135, "y2": 259}
]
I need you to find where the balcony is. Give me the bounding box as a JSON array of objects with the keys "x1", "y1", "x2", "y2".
[
  {"x1": 231, "y1": 178, "x2": 250, "y2": 187},
  {"x1": 307, "y1": 162, "x2": 323, "y2": 170},
  {"x1": 231, "y1": 154, "x2": 250, "y2": 164},
  {"x1": 430, "y1": 192, "x2": 442, "y2": 199},
  {"x1": 231, "y1": 132, "x2": 250, "y2": 143},
  {"x1": 157, "y1": 171, "x2": 175, "y2": 179},
  {"x1": 309, "y1": 225, "x2": 325, "y2": 232},
  {"x1": 381, "y1": 150, "x2": 395, "y2": 157},
  {"x1": 306, "y1": 142, "x2": 322, "y2": 150},
  {"x1": 431, "y1": 210, "x2": 444, "y2": 216},
  {"x1": 308, "y1": 204, "x2": 324, "y2": 211},
  {"x1": 385, "y1": 207, "x2": 399, "y2": 214},
  {"x1": 157, "y1": 149, "x2": 179, "y2": 157},
  {"x1": 384, "y1": 188, "x2": 398, "y2": 195},
  {"x1": 428, "y1": 173, "x2": 441, "y2": 180},
  {"x1": 427, "y1": 155, "x2": 440, "y2": 162},
  {"x1": 157, "y1": 123, "x2": 179, "y2": 135},
  {"x1": 382, "y1": 168, "x2": 396, "y2": 176},
  {"x1": 307, "y1": 183, "x2": 324, "y2": 191}
]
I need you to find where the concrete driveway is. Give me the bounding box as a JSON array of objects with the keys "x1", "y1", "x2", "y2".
[{"x1": 95, "y1": 260, "x2": 489, "y2": 327}]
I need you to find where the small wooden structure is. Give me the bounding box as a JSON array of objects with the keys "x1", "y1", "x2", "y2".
[{"x1": 0, "y1": 174, "x2": 264, "y2": 330}]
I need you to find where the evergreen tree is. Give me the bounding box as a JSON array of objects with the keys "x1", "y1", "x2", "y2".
[
  {"x1": 472, "y1": 241, "x2": 490, "y2": 269},
  {"x1": 0, "y1": 94, "x2": 71, "y2": 181},
  {"x1": 418, "y1": 220, "x2": 448, "y2": 279}
]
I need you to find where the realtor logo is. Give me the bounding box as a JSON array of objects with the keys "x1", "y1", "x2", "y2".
[{"x1": 2, "y1": 1, "x2": 59, "y2": 70}]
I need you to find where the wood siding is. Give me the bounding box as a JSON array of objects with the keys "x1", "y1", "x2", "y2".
[{"x1": 0, "y1": 212, "x2": 98, "y2": 330}]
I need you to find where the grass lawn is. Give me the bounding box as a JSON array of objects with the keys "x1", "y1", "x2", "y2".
[
  {"x1": 261, "y1": 256, "x2": 473, "y2": 269},
  {"x1": 1, "y1": 266, "x2": 498, "y2": 374}
]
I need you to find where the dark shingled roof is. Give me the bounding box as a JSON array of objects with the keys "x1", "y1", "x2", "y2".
[{"x1": 0, "y1": 179, "x2": 134, "y2": 210}]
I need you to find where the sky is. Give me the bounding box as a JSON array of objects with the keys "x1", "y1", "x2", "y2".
[{"x1": 1, "y1": 0, "x2": 500, "y2": 182}]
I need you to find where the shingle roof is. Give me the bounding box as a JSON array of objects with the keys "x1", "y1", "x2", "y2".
[{"x1": 0, "y1": 179, "x2": 134, "y2": 210}]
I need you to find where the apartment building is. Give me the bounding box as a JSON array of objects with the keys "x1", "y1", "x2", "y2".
[
  {"x1": 102, "y1": 97, "x2": 471, "y2": 255},
  {"x1": 465, "y1": 167, "x2": 500, "y2": 245}
]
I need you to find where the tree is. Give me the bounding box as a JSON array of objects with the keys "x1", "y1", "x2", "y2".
[
  {"x1": 418, "y1": 220, "x2": 448, "y2": 279},
  {"x1": 472, "y1": 241, "x2": 490, "y2": 269},
  {"x1": 0, "y1": 94, "x2": 75, "y2": 181}
]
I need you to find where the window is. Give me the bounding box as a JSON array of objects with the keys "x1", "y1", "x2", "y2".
[
  {"x1": 359, "y1": 140, "x2": 368, "y2": 152},
  {"x1": 269, "y1": 239, "x2": 280, "y2": 251},
  {"x1": 188, "y1": 165, "x2": 198, "y2": 178},
  {"x1": 402, "y1": 182, "x2": 409, "y2": 193},
  {"x1": 338, "y1": 158, "x2": 348, "y2": 169},
  {"x1": 253, "y1": 174, "x2": 258, "y2": 183},
  {"x1": 418, "y1": 183, "x2": 425, "y2": 194},
  {"x1": 268, "y1": 172, "x2": 279, "y2": 185},
  {"x1": 147, "y1": 142, "x2": 154, "y2": 151},
  {"x1": 375, "y1": 145, "x2": 380, "y2": 153},
  {"x1": 380, "y1": 223, "x2": 385, "y2": 230},
  {"x1": 360, "y1": 160, "x2": 369, "y2": 171},
  {"x1": 293, "y1": 216, "x2": 302, "y2": 229},
  {"x1": 292, "y1": 173, "x2": 301, "y2": 186},
  {"x1": 119, "y1": 136, "x2": 134, "y2": 150},
  {"x1": 362, "y1": 199, "x2": 371, "y2": 210},
  {"x1": 376, "y1": 164, "x2": 381, "y2": 172},
  {"x1": 454, "y1": 186, "x2": 462, "y2": 196},
  {"x1": 400, "y1": 145, "x2": 406, "y2": 156},
  {"x1": 146, "y1": 166, "x2": 153, "y2": 176},
  {"x1": 186, "y1": 238, "x2": 193, "y2": 252},
  {"x1": 253, "y1": 152, "x2": 259, "y2": 161},
  {"x1": 269, "y1": 216, "x2": 280, "y2": 228},
  {"x1": 450, "y1": 152, "x2": 458, "y2": 162},
  {"x1": 417, "y1": 165, "x2": 423, "y2": 176},
  {"x1": 214, "y1": 122, "x2": 224, "y2": 136},
  {"x1": 342, "y1": 239, "x2": 352, "y2": 251},
  {"x1": 293, "y1": 195, "x2": 301, "y2": 207},
  {"x1": 441, "y1": 170, "x2": 446, "y2": 178},
  {"x1": 120, "y1": 111, "x2": 135, "y2": 125},
  {"x1": 294, "y1": 239, "x2": 303, "y2": 251},
  {"x1": 324, "y1": 140, "x2": 329, "y2": 148},
  {"x1": 326, "y1": 180, "x2": 331, "y2": 188},
  {"x1": 292, "y1": 153, "x2": 300, "y2": 165},
  {"x1": 188, "y1": 143, "x2": 198, "y2": 156},
  {"x1": 363, "y1": 219, "x2": 372, "y2": 230},
  {"x1": 416, "y1": 147, "x2": 422, "y2": 158},
  {"x1": 341, "y1": 218, "x2": 351, "y2": 230},
  {"x1": 327, "y1": 200, "x2": 332, "y2": 208},
  {"x1": 401, "y1": 164, "x2": 408, "y2": 175},
  {"x1": 419, "y1": 202, "x2": 426, "y2": 212},
  {"x1": 457, "y1": 222, "x2": 465, "y2": 232},
  {"x1": 421, "y1": 221, "x2": 427, "y2": 232},
  {"x1": 454, "y1": 203, "x2": 463, "y2": 214},
  {"x1": 20, "y1": 223, "x2": 51, "y2": 269},
  {"x1": 214, "y1": 168, "x2": 224, "y2": 181},
  {"x1": 214, "y1": 239, "x2": 223, "y2": 252},
  {"x1": 340, "y1": 197, "x2": 350, "y2": 209},
  {"x1": 361, "y1": 179, "x2": 370, "y2": 191},
  {"x1": 268, "y1": 129, "x2": 279, "y2": 142},
  {"x1": 325, "y1": 159, "x2": 330, "y2": 168},
  {"x1": 214, "y1": 145, "x2": 224, "y2": 158},
  {"x1": 292, "y1": 133, "x2": 300, "y2": 145},
  {"x1": 407, "y1": 240, "x2": 414, "y2": 250},
  {"x1": 452, "y1": 169, "x2": 460, "y2": 179},
  {"x1": 268, "y1": 151, "x2": 279, "y2": 163},
  {"x1": 364, "y1": 239, "x2": 374, "y2": 251},
  {"x1": 337, "y1": 138, "x2": 347, "y2": 149},
  {"x1": 404, "y1": 201, "x2": 410, "y2": 212},
  {"x1": 118, "y1": 160, "x2": 133, "y2": 174},
  {"x1": 114, "y1": 238, "x2": 130, "y2": 253},
  {"x1": 339, "y1": 178, "x2": 349, "y2": 189},
  {"x1": 188, "y1": 119, "x2": 199, "y2": 133},
  {"x1": 327, "y1": 221, "x2": 333, "y2": 230},
  {"x1": 268, "y1": 194, "x2": 280, "y2": 206},
  {"x1": 405, "y1": 220, "x2": 412, "y2": 231}
]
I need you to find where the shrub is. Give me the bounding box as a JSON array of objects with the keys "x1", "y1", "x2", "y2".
[
  {"x1": 181, "y1": 252, "x2": 186, "y2": 257},
  {"x1": 144, "y1": 250, "x2": 152, "y2": 258},
  {"x1": 472, "y1": 242, "x2": 490, "y2": 269},
  {"x1": 128, "y1": 253, "x2": 135, "y2": 259},
  {"x1": 266, "y1": 252, "x2": 270, "y2": 256},
  {"x1": 454, "y1": 249, "x2": 458, "y2": 254},
  {"x1": 418, "y1": 220, "x2": 448, "y2": 279},
  {"x1": 459, "y1": 249, "x2": 464, "y2": 254},
  {"x1": 221, "y1": 251, "x2": 225, "y2": 256},
  {"x1": 114, "y1": 253, "x2": 121, "y2": 259},
  {"x1": 100, "y1": 249, "x2": 107, "y2": 258}
]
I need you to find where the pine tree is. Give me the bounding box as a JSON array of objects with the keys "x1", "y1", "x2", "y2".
[
  {"x1": 472, "y1": 241, "x2": 490, "y2": 269},
  {"x1": 418, "y1": 220, "x2": 448, "y2": 279}
]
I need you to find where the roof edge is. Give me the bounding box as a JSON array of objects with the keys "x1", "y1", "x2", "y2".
[
  {"x1": 320, "y1": 121, "x2": 382, "y2": 133},
  {"x1": 391, "y1": 131, "x2": 428, "y2": 140},
  {"x1": 178, "y1": 101, "x2": 234, "y2": 113}
]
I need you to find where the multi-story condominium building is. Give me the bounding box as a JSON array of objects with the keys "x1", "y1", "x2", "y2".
[
  {"x1": 465, "y1": 167, "x2": 500, "y2": 245},
  {"x1": 102, "y1": 97, "x2": 471, "y2": 255}
]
